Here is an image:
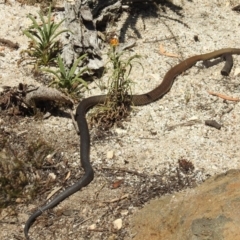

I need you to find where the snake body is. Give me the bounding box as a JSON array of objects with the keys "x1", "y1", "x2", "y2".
[{"x1": 24, "y1": 48, "x2": 240, "y2": 239}]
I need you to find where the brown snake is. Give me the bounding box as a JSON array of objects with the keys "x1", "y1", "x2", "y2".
[{"x1": 24, "y1": 48, "x2": 240, "y2": 239}]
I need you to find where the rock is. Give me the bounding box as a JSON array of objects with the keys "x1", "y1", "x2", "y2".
[
  {"x1": 88, "y1": 224, "x2": 96, "y2": 230},
  {"x1": 113, "y1": 218, "x2": 122, "y2": 230},
  {"x1": 120, "y1": 210, "x2": 128, "y2": 216},
  {"x1": 115, "y1": 128, "x2": 126, "y2": 135},
  {"x1": 234, "y1": 67, "x2": 240, "y2": 76},
  {"x1": 131, "y1": 169, "x2": 240, "y2": 240},
  {"x1": 107, "y1": 150, "x2": 114, "y2": 159}
]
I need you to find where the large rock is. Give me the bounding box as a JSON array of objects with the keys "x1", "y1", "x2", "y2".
[{"x1": 131, "y1": 169, "x2": 240, "y2": 240}]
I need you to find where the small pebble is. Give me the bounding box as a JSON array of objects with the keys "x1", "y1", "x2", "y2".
[
  {"x1": 107, "y1": 150, "x2": 114, "y2": 159},
  {"x1": 88, "y1": 224, "x2": 96, "y2": 230},
  {"x1": 113, "y1": 218, "x2": 122, "y2": 230}
]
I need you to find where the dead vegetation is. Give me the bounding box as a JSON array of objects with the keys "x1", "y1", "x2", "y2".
[
  {"x1": 0, "y1": 83, "x2": 73, "y2": 116},
  {"x1": 19, "y1": 158, "x2": 202, "y2": 239},
  {"x1": 0, "y1": 126, "x2": 55, "y2": 208}
]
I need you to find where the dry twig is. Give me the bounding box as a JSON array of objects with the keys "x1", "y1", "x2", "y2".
[{"x1": 208, "y1": 91, "x2": 239, "y2": 101}]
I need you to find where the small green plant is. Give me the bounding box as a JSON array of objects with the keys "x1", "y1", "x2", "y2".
[
  {"x1": 43, "y1": 54, "x2": 89, "y2": 94},
  {"x1": 107, "y1": 37, "x2": 142, "y2": 100},
  {"x1": 90, "y1": 35, "x2": 143, "y2": 129},
  {"x1": 19, "y1": 7, "x2": 69, "y2": 67}
]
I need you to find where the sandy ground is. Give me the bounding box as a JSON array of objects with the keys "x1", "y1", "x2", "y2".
[{"x1": 1, "y1": 0, "x2": 240, "y2": 239}]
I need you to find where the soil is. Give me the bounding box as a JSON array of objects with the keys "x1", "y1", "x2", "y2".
[{"x1": 1, "y1": 0, "x2": 240, "y2": 239}]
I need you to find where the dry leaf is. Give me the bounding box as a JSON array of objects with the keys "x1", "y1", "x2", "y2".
[
  {"x1": 65, "y1": 171, "x2": 71, "y2": 181},
  {"x1": 112, "y1": 179, "x2": 124, "y2": 189},
  {"x1": 47, "y1": 186, "x2": 62, "y2": 200},
  {"x1": 159, "y1": 44, "x2": 179, "y2": 58}
]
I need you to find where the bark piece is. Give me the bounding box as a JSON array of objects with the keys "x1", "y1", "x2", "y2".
[
  {"x1": 61, "y1": 0, "x2": 103, "y2": 75},
  {"x1": 25, "y1": 85, "x2": 73, "y2": 108}
]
